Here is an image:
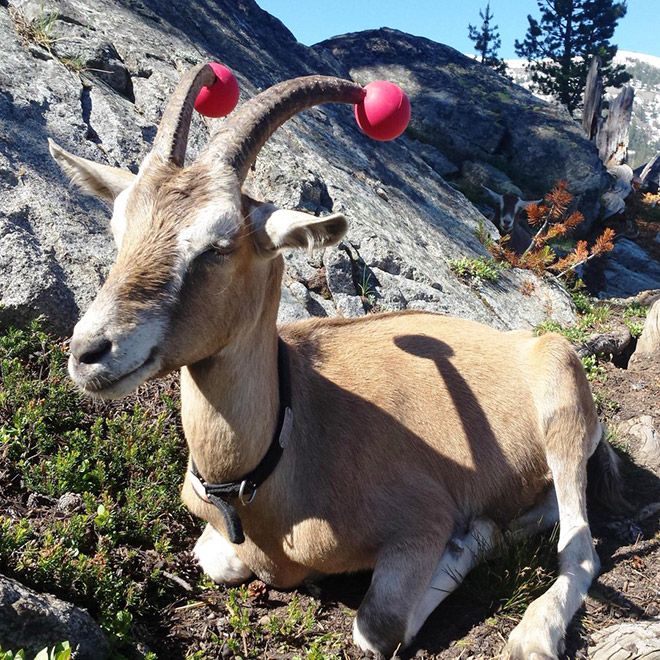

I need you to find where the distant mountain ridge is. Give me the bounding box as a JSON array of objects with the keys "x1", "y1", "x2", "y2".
[{"x1": 505, "y1": 51, "x2": 660, "y2": 168}]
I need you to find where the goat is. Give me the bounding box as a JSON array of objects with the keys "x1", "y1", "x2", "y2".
[
  {"x1": 482, "y1": 185, "x2": 540, "y2": 254},
  {"x1": 50, "y1": 64, "x2": 616, "y2": 659}
]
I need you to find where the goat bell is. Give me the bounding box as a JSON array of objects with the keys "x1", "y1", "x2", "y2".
[{"x1": 194, "y1": 62, "x2": 240, "y2": 118}]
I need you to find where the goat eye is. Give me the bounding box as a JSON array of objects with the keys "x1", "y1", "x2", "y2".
[{"x1": 200, "y1": 241, "x2": 234, "y2": 260}]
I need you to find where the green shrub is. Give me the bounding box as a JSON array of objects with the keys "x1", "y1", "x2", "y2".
[
  {"x1": 449, "y1": 256, "x2": 503, "y2": 284},
  {"x1": 0, "y1": 321, "x2": 196, "y2": 640}
]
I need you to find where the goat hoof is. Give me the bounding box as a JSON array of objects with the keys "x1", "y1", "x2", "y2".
[{"x1": 353, "y1": 619, "x2": 390, "y2": 658}]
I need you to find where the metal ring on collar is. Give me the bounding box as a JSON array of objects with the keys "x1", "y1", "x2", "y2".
[{"x1": 238, "y1": 480, "x2": 257, "y2": 505}]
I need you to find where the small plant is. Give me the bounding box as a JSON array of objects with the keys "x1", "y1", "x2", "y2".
[
  {"x1": 226, "y1": 586, "x2": 259, "y2": 656},
  {"x1": 592, "y1": 391, "x2": 620, "y2": 416},
  {"x1": 265, "y1": 594, "x2": 319, "y2": 638},
  {"x1": 0, "y1": 647, "x2": 25, "y2": 660},
  {"x1": 9, "y1": 6, "x2": 59, "y2": 53},
  {"x1": 357, "y1": 265, "x2": 377, "y2": 306},
  {"x1": 580, "y1": 354, "x2": 606, "y2": 382},
  {"x1": 623, "y1": 318, "x2": 644, "y2": 338},
  {"x1": 622, "y1": 301, "x2": 648, "y2": 338},
  {"x1": 535, "y1": 294, "x2": 612, "y2": 346},
  {"x1": 604, "y1": 427, "x2": 630, "y2": 456},
  {"x1": 34, "y1": 643, "x2": 71, "y2": 660},
  {"x1": 519, "y1": 279, "x2": 536, "y2": 296},
  {"x1": 639, "y1": 191, "x2": 660, "y2": 222},
  {"x1": 0, "y1": 643, "x2": 71, "y2": 660},
  {"x1": 0, "y1": 321, "x2": 196, "y2": 657},
  {"x1": 489, "y1": 181, "x2": 615, "y2": 280},
  {"x1": 571, "y1": 289, "x2": 593, "y2": 314},
  {"x1": 474, "y1": 219, "x2": 495, "y2": 248},
  {"x1": 535, "y1": 320, "x2": 589, "y2": 344},
  {"x1": 58, "y1": 56, "x2": 86, "y2": 73},
  {"x1": 449, "y1": 256, "x2": 502, "y2": 285},
  {"x1": 463, "y1": 527, "x2": 558, "y2": 618},
  {"x1": 101, "y1": 610, "x2": 134, "y2": 643},
  {"x1": 9, "y1": 7, "x2": 89, "y2": 75}
]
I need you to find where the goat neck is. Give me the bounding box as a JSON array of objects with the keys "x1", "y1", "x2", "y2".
[{"x1": 179, "y1": 257, "x2": 284, "y2": 484}]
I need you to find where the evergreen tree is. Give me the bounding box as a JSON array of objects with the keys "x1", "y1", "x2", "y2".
[
  {"x1": 515, "y1": 0, "x2": 630, "y2": 115},
  {"x1": 468, "y1": 3, "x2": 508, "y2": 75}
]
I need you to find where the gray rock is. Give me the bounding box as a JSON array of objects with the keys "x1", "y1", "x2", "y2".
[
  {"x1": 617, "y1": 415, "x2": 660, "y2": 474},
  {"x1": 56, "y1": 492, "x2": 84, "y2": 514},
  {"x1": 288, "y1": 281, "x2": 311, "y2": 306},
  {"x1": 334, "y1": 293, "x2": 365, "y2": 318},
  {"x1": 0, "y1": 574, "x2": 109, "y2": 659},
  {"x1": 415, "y1": 143, "x2": 459, "y2": 177},
  {"x1": 0, "y1": 217, "x2": 77, "y2": 334},
  {"x1": 324, "y1": 246, "x2": 358, "y2": 297},
  {"x1": 629, "y1": 298, "x2": 660, "y2": 366},
  {"x1": 461, "y1": 161, "x2": 523, "y2": 196},
  {"x1": 277, "y1": 287, "x2": 310, "y2": 325},
  {"x1": 0, "y1": 0, "x2": 581, "y2": 335},
  {"x1": 307, "y1": 290, "x2": 335, "y2": 317},
  {"x1": 597, "y1": 239, "x2": 660, "y2": 299}
]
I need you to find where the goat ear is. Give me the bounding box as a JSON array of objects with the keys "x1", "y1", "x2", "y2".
[
  {"x1": 481, "y1": 185, "x2": 502, "y2": 205},
  {"x1": 48, "y1": 139, "x2": 136, "y2": 204},
  {"x1": 249, "y1": 202, "x2": 348, "y2": 256},
  {"x1": 518, "y1": 198, "x2": 543, "y2": 210}
]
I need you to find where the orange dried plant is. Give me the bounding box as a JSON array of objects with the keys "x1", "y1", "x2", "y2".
[{"x1": 489, "y1": 182, "x2": 616, "y2": 280}]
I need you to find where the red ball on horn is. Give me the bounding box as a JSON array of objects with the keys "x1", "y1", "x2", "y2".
[
  {"x1": 354, "y1": 81, "x2": 411, "y2": 141},
  {"x1": 194, "y1": 62, "x2": 240, "y2": 118}
]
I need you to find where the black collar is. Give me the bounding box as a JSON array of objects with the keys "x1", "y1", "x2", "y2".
[{"x1": 189, "y1": 337, "x2": 292, "y2": 544}]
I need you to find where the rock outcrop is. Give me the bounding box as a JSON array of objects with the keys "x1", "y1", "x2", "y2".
[
  {"x1": 0, "y1": 574, "x2": 109, "y2": 659},
  {"x1": 0, "y1": 0, "x2": 592, "y2": 334},
  {"x1": 317, "y1": 29, "x2": 607, "y2": 217}
]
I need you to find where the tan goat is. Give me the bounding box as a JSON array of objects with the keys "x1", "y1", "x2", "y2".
[{"x1": 50, "y1": 64, "x2": 617, "y2": 658}]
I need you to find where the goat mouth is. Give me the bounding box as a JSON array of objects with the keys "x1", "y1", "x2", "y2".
[{"x1": 80, "y1": 349, "x2": 160, "y2": 399}]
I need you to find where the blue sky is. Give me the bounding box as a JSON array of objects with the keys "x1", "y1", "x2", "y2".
[{"x1": 257, "y1": 1, "x2": 659, "y2": 59}]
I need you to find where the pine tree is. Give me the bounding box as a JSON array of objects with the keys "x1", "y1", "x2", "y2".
[
  {"x1": 468, "y1": 3, "x2": 508, "y2": 75},
  {"x1": 515, "y1": 0, "x2": 630, "y2": 115}
]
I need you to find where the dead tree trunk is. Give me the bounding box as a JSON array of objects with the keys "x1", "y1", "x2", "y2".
[
  {"x1": 637, "y1": 153, "x2": 660, "y2": 193},
  {"x1": 582, "y1": 56, "x2": 603, "y2": 140},
  {"x1": 597, "y1": 85, "x2": 635, "y2": 167}
]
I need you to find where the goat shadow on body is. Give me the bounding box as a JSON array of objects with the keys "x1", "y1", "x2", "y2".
[
  {"x1": 289, "y1": 333, "x2": 528, "y2": 657},
  {"x1": 304, "y1": 334, "x2": 660, "y2": 658}
]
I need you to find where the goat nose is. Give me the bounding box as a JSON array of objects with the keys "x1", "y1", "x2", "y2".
[{"x1": 70, "y1": 336, "x2": 113, "y2": 365}]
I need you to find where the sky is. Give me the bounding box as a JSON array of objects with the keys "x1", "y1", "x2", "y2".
[{"x1": 256, "y1": 0, "x2": 660, "y2": 59}]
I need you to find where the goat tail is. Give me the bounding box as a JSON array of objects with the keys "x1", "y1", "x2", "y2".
[{"x1": 586, "y1": 429, "x2": 630, "y2": 514}]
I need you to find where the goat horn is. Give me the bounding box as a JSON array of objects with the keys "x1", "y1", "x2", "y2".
[
  {"x1": 207, "y1": 75, "x2": 365, "y2": 182},
  {"x1": 151, "y1": 63, "x2": 217, "y2": 167}
]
